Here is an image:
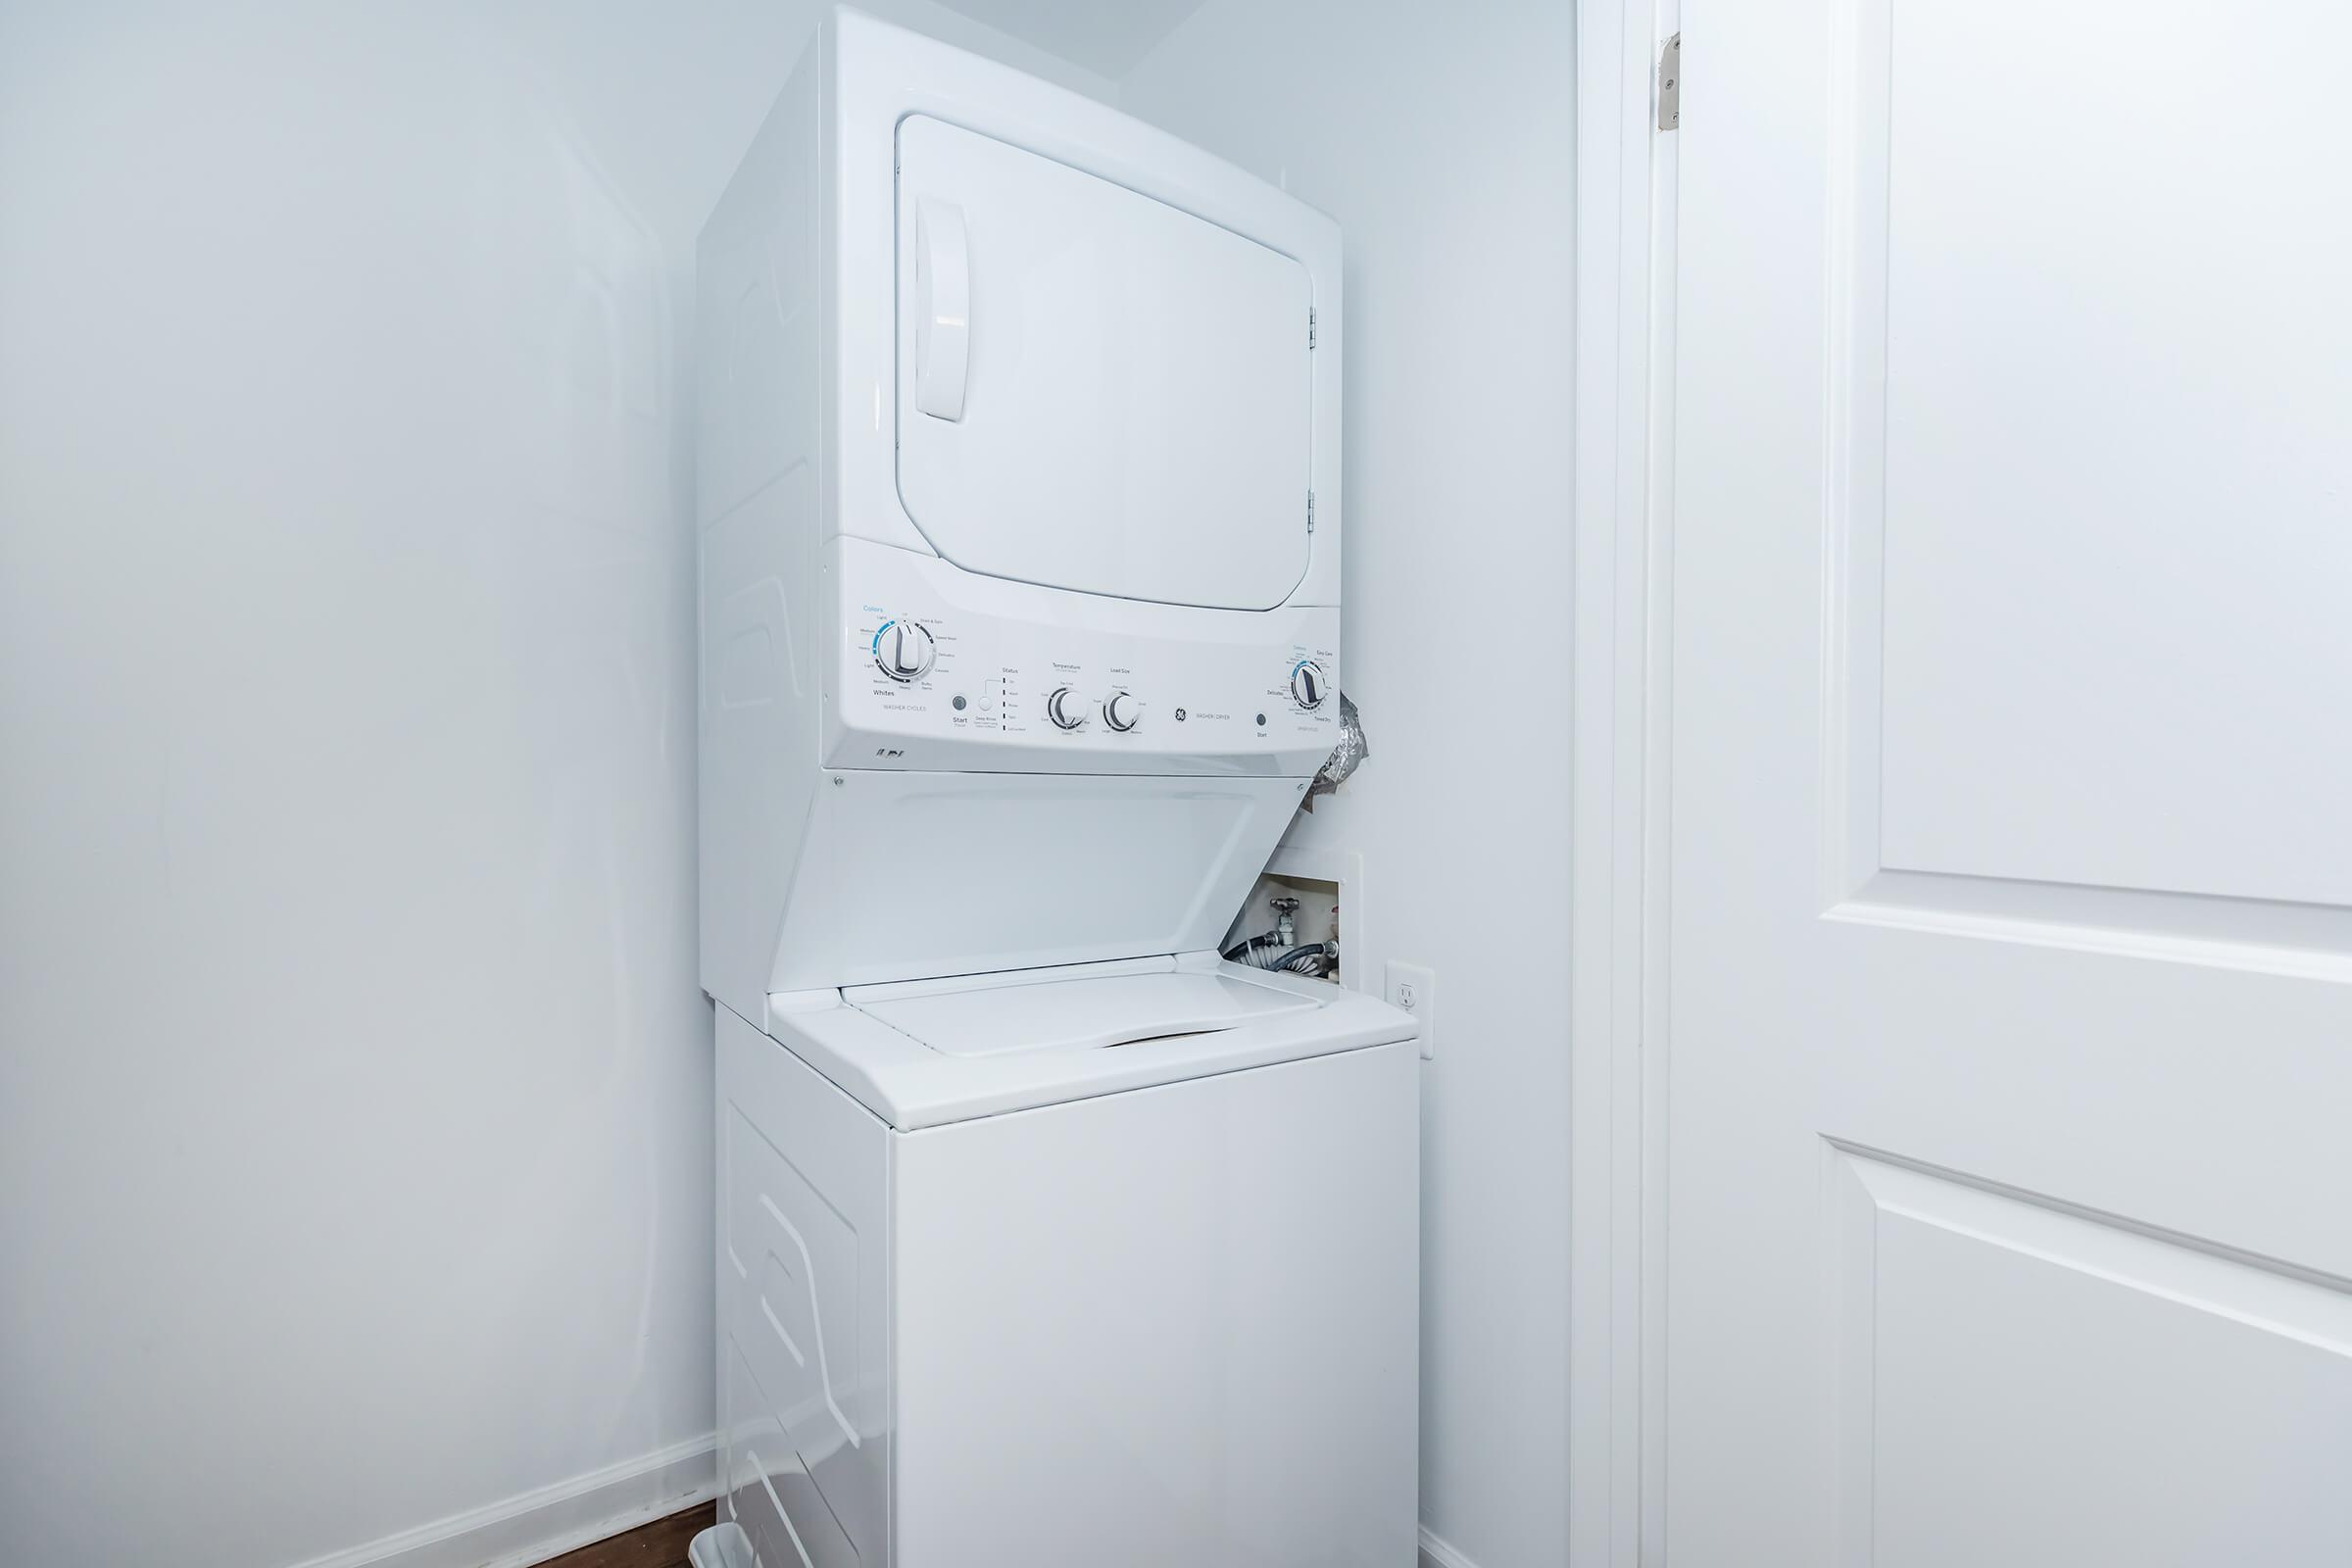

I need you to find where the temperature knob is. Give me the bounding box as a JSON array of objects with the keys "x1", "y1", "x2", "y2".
[
  {"x1": 1046, "y1": 686, "x2": 1088, "y2": 730},
  {"x1": 875, "y1": 619, "x2": 936, "y2": 683},
  {"x1": 1290, "y1": 660, "x2": 1329, "y2": 710},
  {"x1": 1103, "y1": 691, "x2": 1141, "y2": 732}
]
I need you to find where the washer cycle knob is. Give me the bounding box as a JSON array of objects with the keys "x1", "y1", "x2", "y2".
[
  {"x1": 875, "y1": 619, "x2": 936, "y2": 683},
  {"x1": 1102, "y1": 691, "x2": 1141, "y2": 732},
  {"x1": 1046, "y1": 686, "x2": 1089, "y2": 730},
  {"x1": 1290, "y1": 660, "x2": 1329, "y2": 710}
]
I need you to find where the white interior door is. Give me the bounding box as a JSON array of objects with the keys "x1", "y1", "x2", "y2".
[
  {"x1": 1668, "y1": 2, "x2": 2352, "y2": 1563},
  {"x1": 895, "y1": 117, "x2": 1314, "y2": 612}
]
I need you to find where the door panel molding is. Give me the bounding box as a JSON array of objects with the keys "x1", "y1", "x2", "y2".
[
  {"x1": 1815, "y1": 0, "x2": 2352, "y2": 980},
  {"x1": 1829, "y1": 871, "x2": 2352, "y2": 984},
  {"x1": 1828, "y1": 1142, "x2": 2352, "y2": 1566},
  {"x1": 1829, "y1": 1140, "x2": 2352, "y2": 1324}
]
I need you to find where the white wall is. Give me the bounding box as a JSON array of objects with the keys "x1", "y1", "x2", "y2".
[
  {"x1": 2, "y1": 4, "x2": 1573, "y2": 1561},
  {"x1": 0, "y1": 7, "x2": 1107, "y2": 1567},
  {"x1": 1119, "y1": 7, "x2": 1578, "y2": 1565}
]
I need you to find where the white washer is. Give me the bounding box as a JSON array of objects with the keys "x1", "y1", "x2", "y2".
[
  {"x1": 695, "y1": 11, "x2": 1415, "y2": 1565},
  {"x1": 715, "y1": 958, "x2": 1417, "y2": 1568}
]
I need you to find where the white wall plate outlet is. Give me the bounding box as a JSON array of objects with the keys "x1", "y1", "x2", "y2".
[{"x1": 1385, "y1": 960, "x2": 1437, "y2": 1059}]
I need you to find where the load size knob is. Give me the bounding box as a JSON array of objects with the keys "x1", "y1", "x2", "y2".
[
  {"x1": 1103, "y1": 691, "x2": 1141, "y2": 732},
  {"x1": 874, "y1": 619, "x2": 936, "y2": 683},
  {"x1": 1046, "y1": 686, "x2": 1089, "y2": 730},
  {"x1": 1290, "y1": 659, "x2": 1329, "y2": 710}
]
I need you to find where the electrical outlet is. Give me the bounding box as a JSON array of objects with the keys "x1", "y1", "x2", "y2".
[{"x1": 1384, "y1": 960, "x2": 1437, "y2": 1059}]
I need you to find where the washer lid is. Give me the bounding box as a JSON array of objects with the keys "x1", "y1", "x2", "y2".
[
  {"x1": 773, "y1": 955, "x2": 1417, "y2": 1130},
  {"x1": 851, "y1": 966, "x2": 1315, "y2": 1057}
]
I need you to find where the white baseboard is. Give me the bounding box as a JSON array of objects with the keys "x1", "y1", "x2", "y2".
[
  {"x1": 292, "y1": 1443, "x2": 1443, "y2": 1568},
  {"x1": 283, "y1": 1433, "x2": 719, "y2": 1568},
  {"x1": 1420, "y1": 1524, "x2": 1482, "y2": 1568}
]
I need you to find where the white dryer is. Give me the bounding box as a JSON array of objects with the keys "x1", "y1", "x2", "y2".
[{"x1": 695, "y1": 11, "x2": 1417, "y2": 1566}]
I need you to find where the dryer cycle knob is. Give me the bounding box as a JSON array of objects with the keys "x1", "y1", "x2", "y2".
[
  {"x1": 1290, "y1": 660, "x2": 1329, "y2": 710},
  {"x1": 1102, "y1": 690, "x2": 1141, "y2": 732},
  {"x1": 876, "y1": 619, "x2": 937, "y2": 683},
  {"x1": 1046, "y1": 686, "x2": 1088, "y2": 730}
]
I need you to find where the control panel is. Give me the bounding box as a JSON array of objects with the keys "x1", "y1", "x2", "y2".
[{"x1": 826, "y1": 537, "x2": 1340, "y2": 774}]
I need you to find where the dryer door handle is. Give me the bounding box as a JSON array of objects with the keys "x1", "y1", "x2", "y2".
[{"x1": 913, "y1": 199, "x2": 970, "y2": 421}]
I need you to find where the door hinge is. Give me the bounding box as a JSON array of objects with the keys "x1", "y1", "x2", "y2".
[
  {"x1": 1307, "y1": 308, "x2": 1318, "y2": 350},
  {"x1": 1657, "y1": 33, "x2": 1681, "y2": 131},
  {"x1": 1306, "y1": 491, "x2": 1317, "y2": 532}
]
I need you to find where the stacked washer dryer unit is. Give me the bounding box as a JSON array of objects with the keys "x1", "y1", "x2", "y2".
[{"x1": 695, "y1": 12, "x2": 1418, "y2": 1567}]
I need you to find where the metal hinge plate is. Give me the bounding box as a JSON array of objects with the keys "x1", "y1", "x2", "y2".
[
  {"x1": 1657, "y1": 33, "x2": 1681, "y2": 131},
  {"x1": 1308, "y1": 308, "x2": 1318, "y2": 349},
  {"x1": 1306, "y1": 491, "x2": 1316, "y2": 532}
]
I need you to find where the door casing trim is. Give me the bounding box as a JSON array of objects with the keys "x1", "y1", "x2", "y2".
[{"x1": 1570, "y1": 1, "x2": 1676, "y2": 1563}]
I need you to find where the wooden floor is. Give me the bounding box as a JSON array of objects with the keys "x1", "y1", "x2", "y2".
[{"x1": 538, "y1": 1503, "x2": 714, "y2": 1568}]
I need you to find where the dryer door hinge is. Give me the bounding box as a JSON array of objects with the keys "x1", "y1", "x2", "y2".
[
  {"x1": 1307, "y1": 308, "x2": 1318, "y2": 349},
  {"x1": 1657, "y1": 33, "x2": 1681, "y2": 131},
  {"x1": 1306, "y1": 491, "x2": 1317, "y2": 532}
]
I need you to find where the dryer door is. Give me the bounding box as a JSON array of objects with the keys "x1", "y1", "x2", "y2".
[{"x1": 895, "y1": 116, "x2": 1315, "y2": 611}]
